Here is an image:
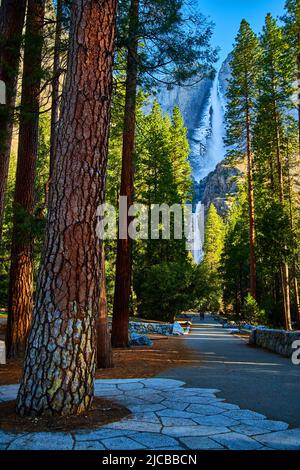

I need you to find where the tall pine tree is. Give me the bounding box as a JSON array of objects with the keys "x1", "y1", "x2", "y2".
[
  {"x1": 112, "y1": 0, "x2": 217, "y2": 347},
  {"x1": 225, "y1": 20, "x2": 260, "y2": 300},
  {"x1": 0, "y1": 1, "x2": 27, "y2": 242}
]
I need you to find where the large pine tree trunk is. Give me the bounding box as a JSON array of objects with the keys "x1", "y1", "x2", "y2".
[
  {"x1": 245, "y1": 105, "x2": 256, "y2": 300},
  {"x1": 0, "y1": 0, "x2": 27, "y2": 242},
  {"x1": 16, "y1": 0, "x2": 117, "y2": 417},
  {"x1": 111, "y1": 0, "x2": 139, "y2": 348},
  {"x1": 97, "y1": 245, "x2": 113, "y2": 369},
  {"x1": 6, "y1": 0, "x2": 45, "y2": 358}
]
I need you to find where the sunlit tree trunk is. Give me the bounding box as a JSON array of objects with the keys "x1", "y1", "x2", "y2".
[
  {"x1": 245, "y1": 99, "x2": 257, "y2": 300},
  {"x1": 97, "y1": 245, "x2": 113, "y2": 369},
  {"x1": 286, "y1": 147, "x2": 300, "y2": 328},
  {"x1": 0, "y1": 0, "x2": 27, "y2": 242},
  {"x1": 273, "y1": 104, "x2": 292, "y2": 330},
  {"x1": 6, "y1": 0, "x2": 45, "y2": 358},
  {"x1": 112, "y1": 0, "x2": 139, "y2": 348},
  {"x1": 16, "y1": 0, "x2": 117, "y2": 417}
]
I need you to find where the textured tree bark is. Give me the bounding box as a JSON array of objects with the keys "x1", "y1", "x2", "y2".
[
  {"x1": 97, "y1": 245, "x2": 113, "y2": 369},
  {"x1": 6, "y1": 0, "x2": 46, "y2": 358},
  {"x1": 245, "y1": 104, "x2": 257, "y2": 300},
  {"x1": 16, "y1": 0, "x2": 117, "y2": 417},
  {"x1": 0, "y1": 0, "x2": 27, "y2": 242},
  {"x1": 112, "y1": 0, "x2": 139, "y2": 348}
]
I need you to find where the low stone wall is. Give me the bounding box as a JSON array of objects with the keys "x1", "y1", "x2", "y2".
[
  {"x1": 129, "y1": 322, "x2": 173, "y2": 336},
  {"x1": 249, "y1": 328, "x2": 300, "y2": 357},
  {"x1": 0, "y1": 341, "x2": 6, "y2": 365}
]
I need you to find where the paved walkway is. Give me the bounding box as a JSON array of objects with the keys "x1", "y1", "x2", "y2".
[
  {"x1": 160, "y1": 316, "x2": 300, "y2": 427},
  {"x1": 1, "y1": 377, "x2": 300, "y2": 450},
  {"x1": 1, "y1": 316, "x2": 300, "y2": 450}
]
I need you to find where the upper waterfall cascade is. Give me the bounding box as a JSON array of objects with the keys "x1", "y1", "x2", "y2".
[
  {"x1": 154, "y1": 64, "x2": 229, "y2": 262},
  {"x1": 190, "y1": 72, "x2": 226, "y2": 184},
  {"x1": 189, "y1": 71, "x2": 226, "y2": 262}
]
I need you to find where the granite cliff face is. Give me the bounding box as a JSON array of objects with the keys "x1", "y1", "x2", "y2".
[
  {"x1": 197, "y1": 162, "x2": 242, "y2": 217},
  {"x1": 219, "y1": 52, "x2": 232, "y2": 97},
  {"x1": 155, "y1": 76, "x2": 213, "y2": 179},
  {"x1": 156, "y1": 77, "x2": 213, "y2": 130},
  {"x1": 156, "y1": 53, "x2": 240, "y2": 216}
]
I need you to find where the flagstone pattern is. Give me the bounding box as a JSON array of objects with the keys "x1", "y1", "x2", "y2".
[{"x1": 0, "y1": 378, "x2": 299, "y2": 450}]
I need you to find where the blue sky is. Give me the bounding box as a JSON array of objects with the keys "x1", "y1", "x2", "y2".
[{"x1": 197, "y1": 0, "x2": 286, "y2": 67}]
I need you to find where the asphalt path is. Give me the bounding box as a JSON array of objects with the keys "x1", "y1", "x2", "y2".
[{"x1": 160, "y1": 316, "x2": 300, "y2": 427}]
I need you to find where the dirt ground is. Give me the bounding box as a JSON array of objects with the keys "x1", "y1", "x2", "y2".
[
  {"x1": 0, "y1": 397, "x2": 129, "y2": 433},
  {"x1": 0, "y1": 333, "x2": 200, "y2": 434},
  {"x1": 0, "y1": 335, "x2": 200, "y2": 386}
]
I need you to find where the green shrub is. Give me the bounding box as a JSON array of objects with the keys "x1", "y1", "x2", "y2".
[
  {"x1": 241, "y1": 293, "x2": 266, "y2": 324},
  {"x1": 134, "y1": 260, "x2": 196, "y2": 322}
]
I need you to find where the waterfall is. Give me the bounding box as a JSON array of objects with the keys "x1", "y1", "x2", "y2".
[
  {"x1": 188, "y1": 97, "x2": 211, "y2": 182},
  {"x1": 189, "y1": 202, "x2": 205, "y2": 264},
  {"x1": 190, "y1": 71, "x2": 226, "y2": 262},
  {"x1": 199, "y1": 73, "x2": 226, "y2": 180}
]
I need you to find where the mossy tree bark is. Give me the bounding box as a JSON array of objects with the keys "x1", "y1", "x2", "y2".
[
  {"x1": 6, "y1": 0, "x2": 46, "y2": 358},
  {"x1": 16, "y1": 0, "x2": 117, "y2": 417},
  {"x1": 0, "y1": 0, "x2": 27, "y2": 242}
]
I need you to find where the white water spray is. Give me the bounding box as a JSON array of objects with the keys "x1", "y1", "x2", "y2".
[
  {"x1": 189, "y1": 202, "x2": 205, "y2": 263},
  {"x1": 199, "y1": 74, "x2": 226, "y2": 180}
]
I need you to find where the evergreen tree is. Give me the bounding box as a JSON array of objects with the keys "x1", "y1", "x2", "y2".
[
  {"x1": 112, "y1": 0, "x2": 139, "y2": 347},
  {"x1": 169, "y1": 107, "x2": 192, "y2": 202},
  {"x1": 6, "y1": 0, "x2": 46, "y2": 358},
  {"x1": 203, "y1": 204, "x2": 225, "y2": 272},
  {"x1": 0, "y1": 0, "x2": 27, "y2": 242},
  {"x1": 16, "y1": 0, "x2": 117, "y2": 417},
  {"x1": 281, "y1": 9, "x2": 300, "y2": 324},
  {"x1": 199, "y1": 204, "x2": 225, "y2": 313},
  {"x1": 225, "y1": 20, "x2": 260, "y2": 300},
  {"x1": 112, "y1": 0, "x2": 217, "y2": 347},
  {"x1": 282, "y1": 0, "x2": 300, "y2": 158},
  {"x1": 253, "y1": 14, "x2": 296, "y2": 329},
  {"x1": 133, "y1": 101, "x2": 194, "y2": 321},
  {"x1": 220, "y1": 187, "x2": 250, "y2": 316}
]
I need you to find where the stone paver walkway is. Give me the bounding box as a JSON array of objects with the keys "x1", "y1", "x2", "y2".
[{"x1": 1, "y1": 378, "x2": 300, "y2": 450}]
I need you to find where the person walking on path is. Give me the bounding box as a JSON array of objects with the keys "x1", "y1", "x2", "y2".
[{"x1": 199, "y1": 311, "x2": 205, "y2": 321}]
